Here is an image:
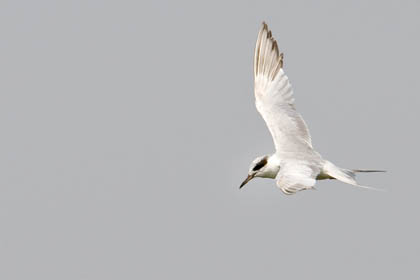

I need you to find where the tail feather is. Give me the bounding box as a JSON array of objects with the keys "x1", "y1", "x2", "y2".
[
  {"x1": 352, "y1": 184, "x2": 386, "y2": 192},
  {"x1": 323, "y1": 161, "x2": 385, "y2": 191},
  {"x1": 352, "y1": 169, "x2": 386, "y2": 173}
]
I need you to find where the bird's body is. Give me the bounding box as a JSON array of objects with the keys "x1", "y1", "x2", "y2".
[{"x1": 240, "y1": 23, "x2": 384, "y2": 194}]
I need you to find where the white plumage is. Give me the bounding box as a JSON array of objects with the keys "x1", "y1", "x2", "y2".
[{"x1": 239, "y1": 23, "x2": 384, "y2": 194}]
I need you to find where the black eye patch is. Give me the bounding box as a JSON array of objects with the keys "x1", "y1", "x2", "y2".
[{"x1": 253, "y1": 157, "x2": 268, "y2": 171}]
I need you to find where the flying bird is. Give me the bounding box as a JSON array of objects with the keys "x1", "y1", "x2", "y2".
[{"x1": 240, "y1": 22, "x2": 384, "y2": 194}]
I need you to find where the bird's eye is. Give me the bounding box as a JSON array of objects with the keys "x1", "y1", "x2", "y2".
[{"x1": 253, "y1": 158, "x2": 267, "y2": 171}]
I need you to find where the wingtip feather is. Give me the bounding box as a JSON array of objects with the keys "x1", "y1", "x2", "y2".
[{"x1": 254, "y1": 22, "x2": 283, "y2": 81}]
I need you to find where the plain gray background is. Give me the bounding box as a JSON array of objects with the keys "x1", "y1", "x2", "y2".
[{"x1": 1, "y1": 0, "x2": 419, "y2": 279}]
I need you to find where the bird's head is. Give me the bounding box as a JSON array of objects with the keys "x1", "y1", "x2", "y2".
[{"x1": 239, "y1": 155, "x2": 269, "y2": 189}]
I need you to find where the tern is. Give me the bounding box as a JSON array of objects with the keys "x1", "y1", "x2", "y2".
[{"x1": 240, "y1": 22, "x2": 384, "y2": 194}]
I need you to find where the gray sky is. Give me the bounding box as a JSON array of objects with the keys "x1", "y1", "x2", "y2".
[{"x1": 1, "y1": 0, "x2": 419, "y2": 279}]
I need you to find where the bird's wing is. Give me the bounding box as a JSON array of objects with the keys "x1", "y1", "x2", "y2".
[
  {"x1": 254, "y1": 23, "x2": 312, "y2": 153},
  {"x1": 276, "y1": 161, "x2": 319, "y2": 195}
]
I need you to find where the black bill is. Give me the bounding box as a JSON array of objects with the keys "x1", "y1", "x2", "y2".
[{"x1": 239, "y1": 174, "x2": 255, "y2": 189}]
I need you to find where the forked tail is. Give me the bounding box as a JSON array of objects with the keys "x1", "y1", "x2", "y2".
[{"x1": 322, "y1": 161, "x2": 385, "y2": 191}]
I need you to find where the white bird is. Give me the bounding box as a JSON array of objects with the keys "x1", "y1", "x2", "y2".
[{"x1": 240, "y1": 22, "x2": 384, "y2": 194}]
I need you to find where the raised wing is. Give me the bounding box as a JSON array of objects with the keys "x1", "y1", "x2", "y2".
[
  {"x1": 276, "y1": 161, "x2": 319, "y2": 195},
  {"x1": 254, "y1": 23, "x2": 312, "y2": 153}
]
